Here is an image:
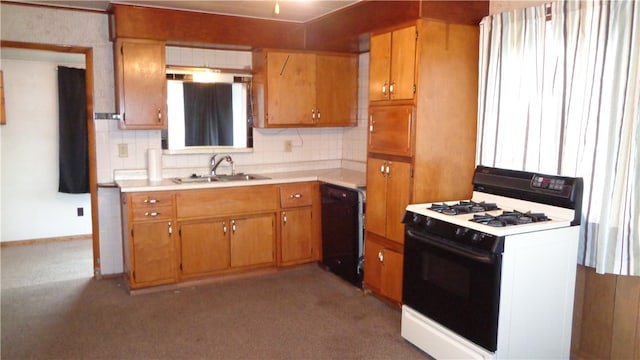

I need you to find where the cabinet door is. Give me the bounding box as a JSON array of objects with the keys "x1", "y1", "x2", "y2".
[
  {"x1": 131, "y1": 221, "x2": 176, "y2": 287},
  {"x1": 379, "y1": 247, "x2": 403, "y2": 302},
  {"x1": 266, "y1": 52, "x2": 316, "y2": 125},
  {"x1": 316, "y1": 54, "x2": 357, "y2": 126},
  {"x1": 180, "y1": 220, "x2": 230, "y2": 277},
  {"x1": 385, "y1": 161, "x2": 411, "y2": 244},
  {"x1": 364, "y1": 237, "x2": 384, "y2": 293},
  {"x1": 366, "y1": 158, "x2": 388, "y2": 239},
  {"x1": 280, "y1": 207, "x2": 313, "y2": 265},
  {"x1": 230, "y1": 214, "x2": 275, "y2": 268},
  {"x1": 368, "y1": 105, "x2": 414, "y2": 157},
  {"x1": 389, "y1": 26, "x2": 417, "y2": 100},
  {"x1": 363, "y1": 237, "x2": 403, "y2": 303},
  {"x1": 116, "y1": 40, "x2": 167, "y2": 129},
  {"x1": 365, "y1": 158, "x2": 411, "y2": 244},
  {"x1": 369, "y1": 32, "x2": 392, "y2": 101}
]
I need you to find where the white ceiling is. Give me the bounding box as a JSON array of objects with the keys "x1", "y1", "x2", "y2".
[{"x1": 12, "y1": 0, "x2": 361, "y2": 23}]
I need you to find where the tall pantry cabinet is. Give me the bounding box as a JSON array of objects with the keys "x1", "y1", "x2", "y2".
[{"x1": 364, "y1": 20, "x2": 479, "y2": 304}]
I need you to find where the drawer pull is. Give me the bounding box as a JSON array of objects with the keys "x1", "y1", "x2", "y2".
[
  {"x1": 144, "y1": 199, "x2": 158, "y2": 204},
  {"x1": 289, "y1": 193, "x2": 302, "y2": 199},
  {"x1": 144, "y1": 212, "x2": 159, "y2": 217}
]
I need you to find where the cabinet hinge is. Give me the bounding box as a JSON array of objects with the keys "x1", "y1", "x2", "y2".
[
  {"x1": 415, "y1": 30, "x2": 419, "y2": 41},
  {"x1": 131, "y1": 228, "x2": 134, "y2": 238},
  {"x1": 413, "y1": 84, "x2": 416, "y2": 94},
  {"x1": 132, "y1": 270, "x2": 135, "y2": 280},
  {"x1": 180, "y1": 263, "x2": 183, "y2": 270},
  {"x1": 410, "y1": 167, "x2": 414, "y2": 178},
  {"x1": 179, "y1": 228, "x2": 182, "y2": 237}
]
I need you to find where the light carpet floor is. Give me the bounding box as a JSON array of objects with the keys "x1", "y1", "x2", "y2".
[{"x1": 1, "y1": 239, "x2": 427, "y2": 359}]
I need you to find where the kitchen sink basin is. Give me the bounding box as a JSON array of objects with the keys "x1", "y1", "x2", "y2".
[
  {"x1": 213, "y1": 174, "x2": 270, "y2": 181},
  {"x1": 171, "y1": 173, "x2": 270, "y2": 184}
]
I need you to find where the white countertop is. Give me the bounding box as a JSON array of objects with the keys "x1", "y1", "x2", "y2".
[{"x1": 116, "y1": 168, "x2": 366, "y2": 192}]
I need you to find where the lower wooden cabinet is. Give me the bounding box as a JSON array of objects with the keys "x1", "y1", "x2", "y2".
[
  {"x1": 122, "y1": 182, "x2": 321, "y2": 290},
  {"x1": 122, "y1": 191, "x2": 177, "y2": 289},
  {"x1": 179, "y1": 219, "x2": 230, "y2": 277},
  {"x1": 278, "y1": 182, "x2": 320, "y2": 266},
  {"x1": 364, "y1": 235, "x2": 404, "y2": 303},
  {"x1": 178, "y1": 215, "x2": 276, "y2": 279},
  {"x1": 130, "y1": 221, "x2": 177, "y2": 287},
  {"x1": 280, "y1": 207, "x2": 314, "y2": 265},
  {"x1": 229, "y1": 214, "x2": 275, "y2": 268}
]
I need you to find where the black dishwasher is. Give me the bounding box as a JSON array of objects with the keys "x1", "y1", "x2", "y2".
[{"x1": 320, "y1": 183, "x2": 365, "y2": 288}]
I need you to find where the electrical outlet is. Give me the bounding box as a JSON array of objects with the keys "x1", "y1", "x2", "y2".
[
  {"x1": 77, "y1": 207, "x2": 84, "y2": 217},
  {"x1": 118, "y1": 143, "x2": 128, "y2": 158},
  {"x1": 284, "y1": 140, "x2": 293, "y2": 152}
]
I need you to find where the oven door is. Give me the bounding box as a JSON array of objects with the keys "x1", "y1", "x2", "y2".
[{"x1": 403, "y1": 226, "x2": 502, "y2": 352}]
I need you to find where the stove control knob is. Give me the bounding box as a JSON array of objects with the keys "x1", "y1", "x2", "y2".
[
  {"x1": 470, "y1": 233, "x2": 483, "y2": 243},
  {"x1": 455, "y1": 228, "x2": 468, "y2": 238},
  {"x1": 411, "y1": 213, "x2": 422, "y2": 225},
  {"x1": 425, "y1": 217, "x2": 434, "y2": 227}
]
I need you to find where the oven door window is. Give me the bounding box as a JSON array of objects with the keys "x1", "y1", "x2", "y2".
[{"x1": 403, "y1": 229, "x2": 502, "y2": 352}]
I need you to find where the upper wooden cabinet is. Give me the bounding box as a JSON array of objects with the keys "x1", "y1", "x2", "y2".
[
  {"x1": 252, "y1": 50, "x2": 357, "y2": 128},
  {"x1": 113, "y1": 39, "x2": 167, "y2": 130},
  {"x1": 368, "y1": 105, "x2": 414, "y2": 158},
  {"x1": 369, "y1": 25, "x2": 417, "y2": 102}
]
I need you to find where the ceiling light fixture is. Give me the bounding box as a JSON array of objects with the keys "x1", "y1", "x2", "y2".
[{"x1": 274, "y1": 0, "x2": 280, "y2": 15}]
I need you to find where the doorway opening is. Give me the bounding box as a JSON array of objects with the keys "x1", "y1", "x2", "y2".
[{"x1": 0, "y1": 41, "x2": 99, "y2": 279}]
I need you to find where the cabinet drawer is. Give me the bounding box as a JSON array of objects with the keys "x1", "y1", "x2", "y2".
[
  {"x1": 130, "y1": 192, "x2": 174, "y2": 208},
  {"x1": 131, "y1": 205, "x2": 173, "y2": 222},
  {"x1": 280, "y1": 183, "x2": 314, "y2": 208}
]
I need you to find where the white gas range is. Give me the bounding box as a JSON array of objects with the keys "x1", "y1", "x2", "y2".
[{"x1": 401, "y1": 166, "x2": 583, "y2": 359}]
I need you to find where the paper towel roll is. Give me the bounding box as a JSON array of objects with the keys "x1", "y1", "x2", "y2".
[{"x1": 147, "y1": 148, "x2": 163, "y2": 181}]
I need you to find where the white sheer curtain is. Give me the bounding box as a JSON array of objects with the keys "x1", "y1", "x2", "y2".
[{"x1": 477, "y1": 0, "x2": 639, "y2": 275}]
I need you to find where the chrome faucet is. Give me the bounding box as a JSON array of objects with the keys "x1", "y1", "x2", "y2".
[{"x1": 210, "y1": 154, "x2": 235, "y2": 176}]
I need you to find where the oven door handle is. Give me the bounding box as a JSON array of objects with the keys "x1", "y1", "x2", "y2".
[{"x1": 406, "y1": 228, "x2": 497, "y2": 264}]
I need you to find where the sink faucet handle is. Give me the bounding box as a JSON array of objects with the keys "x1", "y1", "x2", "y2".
[{"x1": 210, "y1": 154, "x2": 217, "y2": 165}]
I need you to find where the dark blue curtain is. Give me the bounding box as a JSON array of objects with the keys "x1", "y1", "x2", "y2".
[
  {"x1": 183, "y1": 82, "x2": 233, "y2": 146},
  {"x1": 57, "y1": 66, "x2": 88, "y2": 194}
]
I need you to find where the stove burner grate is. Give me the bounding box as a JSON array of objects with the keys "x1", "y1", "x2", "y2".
[
  {"x1": 429, "y1": 201, "x2": 500, "y2": 215},
  {"x1": 471, "y1": 211, "x2": 550, "y2": 227}
]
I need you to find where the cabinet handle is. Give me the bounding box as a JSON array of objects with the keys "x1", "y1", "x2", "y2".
[
  {"x1": 289, "y1": 193, "x2": 302, "y2": 199},
  {"x1": 231, "y1": 219, "x2": 236, "y2": 234},
  {"x1": 144, "y1": 199, "x2": 158, "y2": 204},
  {"x1": 157, "y1": 108, "x2": 162, "y2": 122},
  {"x1": 223, "y1": 223, "x2": 227, "y2": 235},
  {"x1": 381, "y1": 81, "x2": 388, "y2": 95},
  {"x1": 378, "y1": 249, "x2": 384, "y2": 263},
  {"x1": 144, "y1": 212, "x2": 159, "y2": 217},
  {"x1": 389, "y1": 81, "x2": 396, "y2": 95},
  {"x1": 385, "y1": 164, "x2": 391, "y2": 175},
  {"x1": 282, "y1": 211, "x2": 287, "y2": 224},
  {"x1": 369, "y1": 116, "x2": 375, "y2": 133},
  {"x1": 316, "y1": 109, "x2": 320, "y2": 121},
  {"x1": 380, "y1": 161, "x2": 386, "y2": 174},
  {"x1": 168, "y1": 221, "x2": 172, "y2": 236},
  {"x1": 311, "y1": 109, "x2": 316, "y2": 120}
]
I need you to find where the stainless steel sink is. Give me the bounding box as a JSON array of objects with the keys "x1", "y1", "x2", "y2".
[
  {"x1": 171, "y1": 173, "x2": 270, "y2": 184},
  {"x1": 213, "y1": 173, "x2": 271, "y2": 182}
]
